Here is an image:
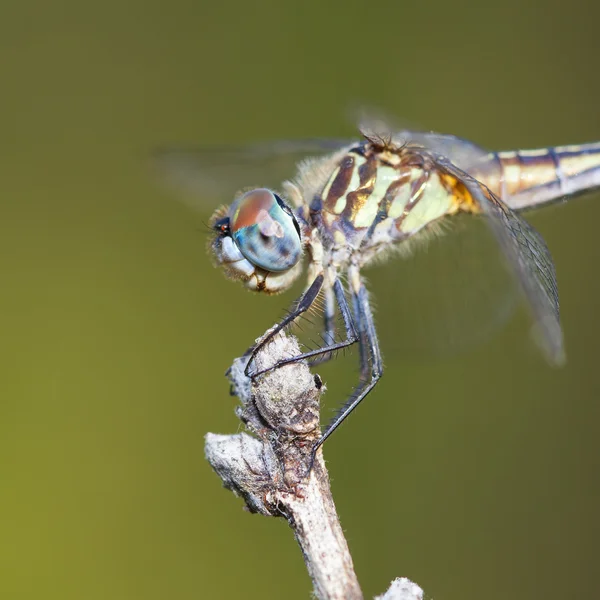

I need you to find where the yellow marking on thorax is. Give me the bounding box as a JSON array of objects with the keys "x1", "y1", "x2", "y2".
[
  {"x1": 399, "y1": 173, "x2": 455, "y2": 233},
  {"x1": 333, "y1": 229, "x2": 346, "y2": 245},
  {"x1": 352, "y1": 165, "x2": 398, "y2": 228},
  {"x1": 438, "y1": 173, "x2": 481, "y2": 214},
  {"x1": 388, "y1": 168, "x2": 421, "y2": 219},
  {"x1": 334, "y1": 196, "x2": 347, "y2": 213}
]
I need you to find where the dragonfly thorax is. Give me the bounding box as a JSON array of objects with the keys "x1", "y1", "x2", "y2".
[{"x1": 304, "y1": 142, "x2": 462, "y2": 269}]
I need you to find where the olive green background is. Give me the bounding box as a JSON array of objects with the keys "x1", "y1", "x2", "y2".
[{"x1": 2, "y1": 1, "x2": 599, "y2": 599}]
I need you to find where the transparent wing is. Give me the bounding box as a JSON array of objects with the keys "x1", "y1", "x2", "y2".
[
  {"x1": 357, "y1": 110, "x2": 562, "y2": 363},
  {"x1": 153, "y1": 138, "x2": 351, "y2": 212},
  {"x1": 355, "y1": 106, "x2": 496, "y2": 172},
  {"x1": 371, "y1": 213, "x2": 520, "y2": 361},
  {"x1": 433, "y1": 154, "x2": 564, "y2": 365},
  {"x1": 403, "y1": 131, "x2": 494, "y2": 170}
]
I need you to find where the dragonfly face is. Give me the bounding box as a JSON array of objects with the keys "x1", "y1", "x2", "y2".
[
  {"x1": 209, "y1": 187, "x2": 304, "y2": 293},
  {"x1": 157, "y1": 121, "x2": 600, "y2": 460}
]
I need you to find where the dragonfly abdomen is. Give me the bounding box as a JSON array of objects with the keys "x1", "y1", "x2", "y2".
[{"x1": 485, "y1": 143, "x2": 600, "y2": 211}]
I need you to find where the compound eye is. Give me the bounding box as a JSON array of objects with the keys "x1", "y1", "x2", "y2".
[{"x1": 228, "y1": 189, "x2": 301, "y2": 272}]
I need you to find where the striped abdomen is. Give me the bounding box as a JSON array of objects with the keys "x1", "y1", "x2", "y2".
[{"x1": 476, "y1": 143, "x2": 600, "y2": 211}]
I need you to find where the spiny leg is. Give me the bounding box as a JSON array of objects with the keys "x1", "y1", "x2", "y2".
[
  {"x1": 352, "y1": 290, "x2": 370, "y2": 379},
  {"x1": 307, "y1": 283, "x2": 338, "y2": 367},
  {"x1": 246, "y1": 276, "x2": 358, "y2": 378},
  {"x1": 244, "y1": 273, "x2": 323, "y2": 377},
  {"x1": 311, "y1": 282, "x2": 383, "y2": 461}
]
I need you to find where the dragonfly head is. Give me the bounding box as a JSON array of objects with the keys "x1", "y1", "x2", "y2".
[{"x1": 209, "y1": 188, "x2": 303, "y2": 294}]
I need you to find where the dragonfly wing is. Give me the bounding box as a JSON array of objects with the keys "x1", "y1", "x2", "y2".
[
  {"x1": 404, "y1": 132, "x2": 493, "y2": 171},
  {"x1": 153, "y1": 138, "x2": 351, "y2": 212},
  {"x1": 434, "y1": 154, "x2": 564, "y2": 365},
  {"x1": 354, "y1": 106, "x2": 495, "y2": 170},
  {"x1": 377, "y1": 212, "x2": 520, "y2": 361}
]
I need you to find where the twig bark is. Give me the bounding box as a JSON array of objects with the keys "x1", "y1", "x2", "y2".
[{"x1": 204, "y1": 331, "x2": 424, "y2": 600}]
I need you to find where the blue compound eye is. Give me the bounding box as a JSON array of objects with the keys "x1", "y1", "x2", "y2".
[{"x1": 228, "y1": 189, "x2": 302, "y2": 272}]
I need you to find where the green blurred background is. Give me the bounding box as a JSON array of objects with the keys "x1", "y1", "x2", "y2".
[{"x1": 2, "y1": 1, "x2": 600, "y2": 599}]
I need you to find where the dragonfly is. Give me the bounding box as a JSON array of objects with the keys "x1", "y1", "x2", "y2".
[{"x1": 156, "y1": 120, "x2": 600, "y2": 461}]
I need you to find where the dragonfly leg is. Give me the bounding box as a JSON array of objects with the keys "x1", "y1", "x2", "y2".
[
  {"x1": 306, "y1": 282, "x2": 337, "y2": 367},
  {"x1": 246, "y1": 277, "x2": 358, "y2": 378},
  {"x1": 244, "y1": 273, "x2": 323, "y2": 377},
  {"x1": 351, "y1": 289, "x2": 370, "y2": 378},
  {"x1": 311, "y1": 283, "x2": 383, "y2": 462}
]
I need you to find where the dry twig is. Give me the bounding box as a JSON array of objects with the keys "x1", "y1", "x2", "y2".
[{"x1": 204, "y1": 331, "x2": 424, "y2": 600}]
